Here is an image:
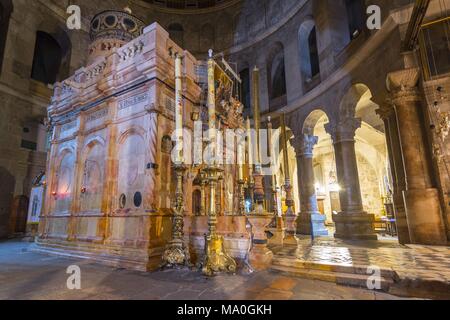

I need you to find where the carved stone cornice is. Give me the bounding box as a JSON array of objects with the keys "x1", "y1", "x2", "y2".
[
  {"x1": 375, "y1": 100, "x2": 395, "y2": 121},
  {"x1": 387, "y1": 68, "x2": 421, "y2": 104},
  {"x1": 325, "y1": 117, "x2": 362, "y2": 143},
  {"x1": 292, "y1": 134, "x2": 318, "y2": 157}
]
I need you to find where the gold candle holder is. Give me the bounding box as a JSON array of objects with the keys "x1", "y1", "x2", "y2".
[
  {"x1": 161, "y1": 164, "x2": 190, "y2": 268},
  {"x1": 202, "y1": 166, "x2": 237, "y2": 276}
]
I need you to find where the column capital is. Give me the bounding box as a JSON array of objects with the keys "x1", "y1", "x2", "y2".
[
  {"x1": 325, "y1": 117, "x2": 361, "y2": 143},
  {"x1": 292, "y1": 134, "x2": 318, "y2": 157},
  {"x1": 387, "y1": 68, "x2": 421, "y2": 104},
  {"x1": 375, "y1": 100, "x2": 395, "y2": 121}
]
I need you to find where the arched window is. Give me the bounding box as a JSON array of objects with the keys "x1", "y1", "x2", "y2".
[
  {"x1": 239, "y1": 67, "x2": 250, "y2": 113},
  {"x1": 168, "y1": 23, "x2": 184, "y2": 48},
  {"x1": 0, "y1": 0, "x2": 12, "y2": 74},
  {"x1": 31, "y1": 31, "x2": 63, "y2": 84},
  {"x1": 298, "y1": 20, "x2": 320, "y2": 82},
  {"x1": 267, "y1": 42, "x2": 287, "y2": 110},
  {"x1": 345, "y1": 0, "x2": 365, "y2": 40}
]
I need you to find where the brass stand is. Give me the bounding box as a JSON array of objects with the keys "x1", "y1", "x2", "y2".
[
  {"x1": 248, "y1": 177, "x2": 255, "y2": 212},
  {"x1": 238, "y1": 179, "x2": 246, "y2": 215},
  {"x1": 161, "y1": 164, "x2": 190, "y2": 268},
  {"x1": 202, "y1": 165, "x2": 237, "y2": 276},
  {"x1": 269, "y1": 186, "x2": 279, "y2": 228}
]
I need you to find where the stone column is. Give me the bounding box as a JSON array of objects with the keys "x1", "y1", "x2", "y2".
[
  {"x1": 387, "y1": 68, "x2": 447, "y2": 245},
  {"x1": 325, "y1": 118, "x2": 377, "y2": 240},
  {"x1": 376, "y1": 102, "x2": 410, "y2": 244},
  {"x1": 293, "y1": 134, "x2": 328, "y2": 236}
]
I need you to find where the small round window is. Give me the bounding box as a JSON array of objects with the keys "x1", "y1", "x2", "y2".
[
  {"x1": 134, "y1": 192, "x2": 142, "y2": 208},
  {"x1": 119, "y1": 194, "x2": 126, "y2": 209}
]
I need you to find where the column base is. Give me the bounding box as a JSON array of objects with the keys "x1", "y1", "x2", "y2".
[
  {"x1": 403, "y1": 188, "x2": 447, "y2": 245},
  {"x1": 249, "y1": 243, "x2": 274, "y2": 271},
  {"x1": 296, "y1": 212, "x2": 329, "y2": 237},
  {"x1": 333, "y1": 212, "x2": 377, "y2": 240},
  {"x1": 393, "y1": 192, "x2": 411, "y2": 244}
]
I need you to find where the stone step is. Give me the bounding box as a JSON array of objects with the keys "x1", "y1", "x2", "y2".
[
  {"x1": 272, "y1": 255, "x2": 450, "y2": 299},
  {"x1": 271, "y1": 262, "x2": 394, "y2": 292},
  {"x1": 273, "y1": 255, "x2": 397, "y2": 279}
]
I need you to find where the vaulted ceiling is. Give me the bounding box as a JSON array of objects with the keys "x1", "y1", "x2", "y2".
[{"x1": 143, "y1": 0, "x2": 238, "y2": 10}]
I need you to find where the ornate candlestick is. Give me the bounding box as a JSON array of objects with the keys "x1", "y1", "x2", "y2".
[
  {"x1": 161, "y1": 52, "x2": 190, "y2": 268},
  {"x1": 267, "y1": 116, "x2": 279, "y2": 227},
  {"x1": 280, "y1": 113, "x2": 296, "y2": 236},
  {"x1": 246, "y1": 66, "x2": 273, "y2": 270},
  {"x1": 238, "y1": 179, "x2": 246, "y2": 215},
  {"x1": 161, "y1": 164, "x2": 190, "y2": 267},
  {"x1": 200, "y1": 171, "x2": 207, "y2": 216},
  {"x1": 202, "y1": 50, "x2": 236, "y2": 276}
]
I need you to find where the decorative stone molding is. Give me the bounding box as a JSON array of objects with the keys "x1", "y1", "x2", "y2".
[
  {"x1": 291, "y1": 134, "x2": 318, "y2": 157},
  {"x1": 387, "y1": 68, "x2": 421, "y2": 103},
  {"x1": 375, "y1": 100, "x2": 395, "y2": 120},
  {"x1": 325, "y1": 117, "x2": 362, "y2": 143}
]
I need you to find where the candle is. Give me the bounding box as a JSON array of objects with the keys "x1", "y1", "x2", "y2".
[
  {"x1": 207, "y1": 49, "x2": 216, "y2": 165},
  {"x1": 238, "y1": 134, "x2": 244, "y2": 181},
  {"x1": 252, "y1": 66, "x2": 261, "y2": 166},
  {"x1": 175, "y1": 53, "x2": 183, "y2": 164},
  {"x1": 281, "y1": 113, "x2": 290, "y2": 181},
  {"x1": 246, "y1": 117, "x2": 253, "y2": 178},
  {"x1": 267, "y1": 116, "x2": 276, "y2": 185}
]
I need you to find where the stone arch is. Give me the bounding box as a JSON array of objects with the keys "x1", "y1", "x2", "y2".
[
  {"x1": 0, "y1": 166, "x2": 15, "y2": 238},
  {"x1": 80, "y1": 137, "x2": 106, "y2": 213},
  {"x1": 53, "y1": 148, "x2": 76, "y2": 214},
  {"x1": 31, "y1": 23, "x2": 71, "y2": 84},
  {"x1": 298, "y1": 18, "x2": 320, "y2": 81},
  {"x1": 238, "y1": 61, "x2": 250, "y2": 115},
  {"x1": 339, "y1": 83, "x2": 372, "y2": 120},
  {"x1": 266, "y1": 42, "x2": 287, "y2": 111},
  {"x1": 344, "y1": 0, "x2": 365, "y2": 41},
  {"x1": 0, "y1": 0, "x2": 13, "y2": 74},
  {"x1": 302, "y1": 109, "x2": 331, "y2": 135},
  {"x1": 117, "y1": 132, "x2": 146, "y2": 210},
  {"x1": 117, "y1": 126, "x2": 146, "y2": 145}
]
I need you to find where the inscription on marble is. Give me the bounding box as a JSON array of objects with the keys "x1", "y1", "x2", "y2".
[
  {"x1": 61, "y1": 121, "x2": 77, "y2": 132},
  {"x1": 119, "y1": 93, "x2": 149, "y2": 111},
  {"x1": 87, "y1": 108, "x2": 108, "y2": 122},
  {"x1": 165, "y1": 96, "x2": 175, "y2": 114}
]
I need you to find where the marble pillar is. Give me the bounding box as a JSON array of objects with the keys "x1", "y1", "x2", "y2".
[
  {"x1": 325, "y1": 118, "x2": 377, "y2": 240},
  {"x1": 293, "y1": 134, "x2": 328, "y2": 236},
  {"x1": 387, "y1": 68, "x2": 447, "y2": 245},
  {"x1": 376, "y1": 102, "x2": 411, "y2": 244}
]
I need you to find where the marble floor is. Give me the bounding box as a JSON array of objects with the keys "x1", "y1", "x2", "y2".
[
  {"x1": 0, "y1": 240, "x2": 414, "y2": 300},
  {"x1": 272, "y1": 236, "x2": 450, "y2": 284}
]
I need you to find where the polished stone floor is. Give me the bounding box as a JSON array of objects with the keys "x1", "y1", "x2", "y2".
[
  {"x1": 0, "y1": 240, "x2": 415, "y2": 300},
  {"x1": 272, "y1": 236, "x2": 450, "y2": 283}
]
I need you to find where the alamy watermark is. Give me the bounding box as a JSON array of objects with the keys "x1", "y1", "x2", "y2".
[{"x1": 66, "y1": 265, "x2": 81, "y2": 290}]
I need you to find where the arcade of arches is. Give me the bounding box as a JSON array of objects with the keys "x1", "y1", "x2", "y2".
[{"x1": 0, "y1": 1, "x2": 449, "y2": 293}]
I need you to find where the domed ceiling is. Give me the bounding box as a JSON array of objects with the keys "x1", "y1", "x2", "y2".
[{"x1": 144, "y1": 0, "x2": 239, "y2": 10}]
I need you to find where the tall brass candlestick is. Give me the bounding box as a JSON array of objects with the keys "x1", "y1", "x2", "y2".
[
  {"x1": 237, "y1": 132, "x2": 246, "y2": 215},
  {"x1": 246, "y1": 117, "x2": 254, "y2": 211},
  {"x1": 251, "y1": 67, "x2": 265, "y2": 211},
  {"x1": 252, "y1": 66, "x2": 261, "y2": 168},
  {"x1": 162, "y1": 53, "x2": 189, "y2": 268},
  {"x1": 267, "y1": 117, "x2": 278, "y2": 226},
  {"x1": 281, "y1": 113, "x2": 295, "y2": 218},
  {"x1": 202, "y1": 50, "x2": 236, "y2": 276},
  {"x1": 174, "y1": 53, "x2": 183, "y2": 164}
]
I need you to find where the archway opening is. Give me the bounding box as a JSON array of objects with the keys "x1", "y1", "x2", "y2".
[{"x1": 303, "y1": 110, "x2": 336, "y2": 226}]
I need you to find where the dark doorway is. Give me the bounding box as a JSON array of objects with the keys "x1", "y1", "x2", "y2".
[
  {"x1": 0, "y1": 167, "x2": 15, "y2": 238},
  {"x1": 31, "y1": 31, "x2": 63, "y2": 84}
]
